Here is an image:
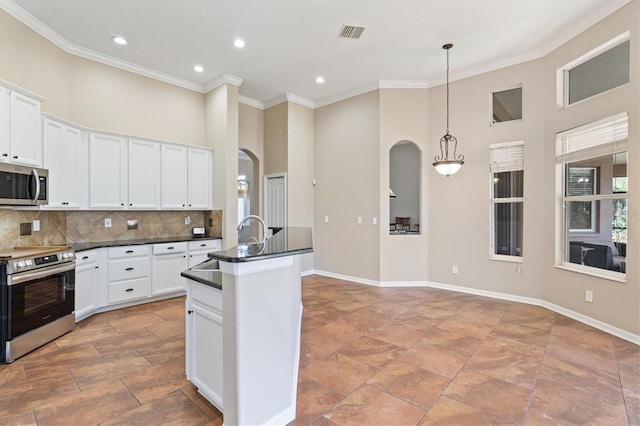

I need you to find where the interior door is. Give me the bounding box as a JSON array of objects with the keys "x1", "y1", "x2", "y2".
[{"x1": 264, "y1": 173, "x2": 286, "y2": 231}]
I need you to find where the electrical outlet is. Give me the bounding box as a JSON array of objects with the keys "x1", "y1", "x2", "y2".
[
  {"x1": 585, "y1": 290, "x2": 594, "y2": 303},
  {"x1": 185, "y1": 216, "x2": 191, "y2": 225},
  {"x1": 32, "y1": 219, "x2": 40, "y2": 232},
  {"x1": 104, "y1": 218, "x2": 112, "y2": 228},
  {"x1": 357, "y1": 216, "x2": 362, "y2": 225},
  {"x1": 372, "y1": 217, "x2": 377, "y2": 225},
  {"x1": 452, "y1": 265, "x2": 458, "y2": 274},
  {"x1": 324, "y1": 216, "x2": 329, "y2": 224}
]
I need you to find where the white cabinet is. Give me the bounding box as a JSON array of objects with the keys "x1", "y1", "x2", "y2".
[
  {"x1": 188, "y1": 239, "x2": 222, "y2": 268},
  {"x1": 152, "y1": 242, "x2": 188, "y2": 295},
  {"x1": 187, "y1": 148, "x2": 212, "y2": 209},
  {"x1": 43, "y1": 117, "x2": 83, "y2": 208},
  {"x1": 186, "y1": 280, "x2": 223, "y2": 411},
  {"x1": 75, "y1": 250, "x2": 100, "y2": 322},
  {"x1": 161, "y1": 144, "x2": 212, "y2": 210},
  {"x1": 128, "y1": 139, "x2": 161, "y2": 209},
  {"x1": 107, "y1": 245, "x2": 151, "y2": 304},
  {"x1": 89, "y1": 133, "x2": 127, "y2": 209},
  {"x1": 0, "y1": 88, "x2": 42, "y2": 167}
]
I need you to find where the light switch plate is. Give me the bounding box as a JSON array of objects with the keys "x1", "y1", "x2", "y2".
[{"x1": 104, "y1": 218, "x2": 112, "y2": 228}]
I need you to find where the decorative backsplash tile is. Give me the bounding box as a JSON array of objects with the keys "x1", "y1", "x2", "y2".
[{"x1": 0, "y1": 209, "x2": 223, "y2": 250}]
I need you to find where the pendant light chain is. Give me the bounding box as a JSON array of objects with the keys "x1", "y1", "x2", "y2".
[{"x1": 446, "y1": 45, "x2": 450, "y2": 134}]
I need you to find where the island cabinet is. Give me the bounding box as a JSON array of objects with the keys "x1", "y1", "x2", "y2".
[
  {"x1": 182, "y1": 227, "x2": 313, "y2": 426},
  {"x1": 185, "y1": 280, "x2": 223, "y2": 411}
]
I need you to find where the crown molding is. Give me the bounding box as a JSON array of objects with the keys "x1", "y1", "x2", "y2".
[
  {"x1": 0, "y1": 78, "x2": 46, "y2": 101},
  {"x1": 238, "y1": 95, "x2": 264, "y2": 110},
  {"x1": 378, "y1": 80, "x2": 429, "y2": 89},
  {"x1": 202, "y1": 73, "x2": 244, "y2": 93},
  {"x1": 1, "y1": 0, "x2": 205, "y2": 93},
  {"x1": 285, "y1": 93, "x2": 315, "y2": 109}
]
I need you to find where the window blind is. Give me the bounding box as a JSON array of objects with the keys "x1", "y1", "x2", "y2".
[
  {"x1": 490, "y1": 141, "x2": 524, "y2": 173},
  {"x1": 556, "y1": 112, "x2": 628, "y2": 163}
]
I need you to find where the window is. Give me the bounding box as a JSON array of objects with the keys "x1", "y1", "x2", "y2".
[
  {"x1": 556, "y1": 112, "x2": 628, "y2": 278},
  {"x1": 490, "y1": 141, "x2": 524, "y2": 260},
  {"x1": 492, "y1": 87, "x2": 522, "y2": 124},
  {"x1": 557, "y1": 32, "x2": 630, "y2": 107}
]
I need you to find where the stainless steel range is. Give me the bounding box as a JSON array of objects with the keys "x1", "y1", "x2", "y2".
[{"x1": 0, "y1": 246, "x2": 76, "y2": 363}]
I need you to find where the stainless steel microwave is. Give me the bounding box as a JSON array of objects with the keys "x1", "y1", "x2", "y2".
[{"x1": 0, "y1": 163, "x2": 48, "y2": 205}]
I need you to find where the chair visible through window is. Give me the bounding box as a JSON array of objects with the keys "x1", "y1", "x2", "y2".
[{"x1": 394, "y1": 216, "x2": 410, "y2": 230}]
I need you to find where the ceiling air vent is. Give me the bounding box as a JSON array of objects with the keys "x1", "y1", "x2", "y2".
[{"x1": 338, "y1": 25, "x2": 365, "y2": 39}]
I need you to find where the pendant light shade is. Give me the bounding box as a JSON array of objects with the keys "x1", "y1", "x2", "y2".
[{"x1": 433, "y1": 43, "x2": 464, "y2": 176}]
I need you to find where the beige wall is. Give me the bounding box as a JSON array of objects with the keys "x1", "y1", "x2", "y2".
[
  {"x1": 287, "y1": 102, "x2": 314, "y2": 228},
  {"x1": 541, "y1": 1, "x2": 639, "y2": 334},
  {"x1": 314, "y1": 91, "x2": 380, "y2": 281},
  {"x1": 0, "y1": 9, "x2": 205, "y2": 146},
  {"x1": 264, "y1": 102, "x2": 288, "y2": 175},
  {"x1": 380, "y1": 89, "x2": 430, "y2": 283},
  {"x1": 239, "y1": 103, "x2": 264, "y2": 217},
  {"x1": 207, "y1": 84, "x2": 239, "y2": 248}
]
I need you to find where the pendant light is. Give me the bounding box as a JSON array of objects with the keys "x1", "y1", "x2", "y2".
[{"x1": 433, "y1": 43, "x2": 464, "y2": 176}]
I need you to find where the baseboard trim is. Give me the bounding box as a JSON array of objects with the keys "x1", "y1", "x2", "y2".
[{"x1": 310, "y1": 270, "x2": 639, "y2": 345}]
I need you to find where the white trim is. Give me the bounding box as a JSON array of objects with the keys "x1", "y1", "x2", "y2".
[
  {"x1": 314, "y1": 82, "x2": 381, "y2": 108},
  {"x1": 202, "y1": 74, "x2": 244, "y2": 93},
  {"x1": 219, "y1": 256, "x2": 293, "y2": 276},
  {"x1": 239, "y1": 95, "x2": 264, "y2": 110},
  {"x1": 0, "y1": 79, "x2": 46, "y2": 102},
  {"x1": 285, "y1": 93, "x2": 315, "y2": 109},
  {"x1": 379, "y1": 80, "x2": 429, "y2": 89},
  {"x1": 264, "y1": 172, "x2": 287, "y2": 229},
  {"x1": 309, "y1": 271, "x2": 639, "y2": 345}
]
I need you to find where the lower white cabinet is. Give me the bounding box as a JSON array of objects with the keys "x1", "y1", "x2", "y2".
[
  {"x1": 188, "y1": 239, "x2": 222, "y2": 268},
  {"x1": 186, "y1": 280, "x2": 223, "y2": 411},
  {"x1": 107, "y1": 245, "x2": 151, "y2": 304},
  {"x1": 152, "y1": 242, "x2": 188, "y2": 295},
  {"x1": 74, "y1": 250, "x2": 99, "y2": 322}
]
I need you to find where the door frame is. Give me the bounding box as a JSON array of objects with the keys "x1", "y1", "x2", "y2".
[{"x1": 263, "y1": 172, "x2": 287, "y2": 229}]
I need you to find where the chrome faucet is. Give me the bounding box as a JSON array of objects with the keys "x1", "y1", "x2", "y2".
[{"x1": 237, "y1": 215, "x2": 267, "y2": 245}]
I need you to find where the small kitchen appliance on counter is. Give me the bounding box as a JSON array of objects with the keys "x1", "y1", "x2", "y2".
[
  {"x1": 192, "y1": 227, "x2": 205, "y2": 238},
  {"x1": 0, "y1": 246, "x2": 76, "y2": 363}
]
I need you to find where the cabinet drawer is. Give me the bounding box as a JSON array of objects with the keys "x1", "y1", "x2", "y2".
[
  {"x1": 190, "y1": 280, "x2": 222, "y2": 314},
  {"x1": 108, "y1": 278, "x2": 151, "y2": 304},
  {"x1": 76, "y1": 250, "x2": 98, "y2": 266},
  {"x1": 188, "y1": 239, "x2": 221, "y2": 251},
  {"x1": 108, "y1": 257, "x2": 150, "y2": 281},
  {"x1": 153, "y1": 242, "x2": 188, "y2": 255},
  {"x1": 108, "y1": 245, "x2": 150, "y2": 259}
]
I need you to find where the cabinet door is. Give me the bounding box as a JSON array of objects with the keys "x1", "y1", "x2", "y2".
[
  {"x1": 89, "y1": 133, "x2": 127, "y2": 209},
  {"x1": 152, "y1": 252, "x2": 188, "y2": 295},
  {"x1": 188, "y1": 301, "x2": 223, "y2": 410},
  {"x1": 9, "y1": 91, "x2": 42, "y2": 166},
  {"x1": 161, "y1": 144, "x2": 188, "y2": 208},
  {"x1": 128, "y1": 139, "x2": 161, "y2": 209},
  {"x1": 43, "y1": 118, "x2": 82, "y2": 208},
  {"x1": 75, "y1": 261, "x2": 98, "y2": 322},
  {"x1": 187, "y1": 148, "x2": 212, "y2": 209},
  {"x1": 0, "y1": 87, "x2": 7, "y2": 162}
]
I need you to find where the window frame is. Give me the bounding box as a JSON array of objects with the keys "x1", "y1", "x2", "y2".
[
  {"x1": 566, "y1": 166, "x2": 598, "y2": 232},
  {"x1": 556, "y1": 31, "x2": 630, "y2": 108},
  {"x1": 490, "y1": 85, "x2": 523, "y2": 126},
  {"x1": 554, "y1": 113, "x2": 628, "y2": 282},
  {"x1": 489, "y1": 140, "x2": 524, "y2": 263}
]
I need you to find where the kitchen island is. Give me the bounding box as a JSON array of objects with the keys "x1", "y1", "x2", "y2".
[{"x1": 181, "y1": 227, "x2": 313, "y2": 426}]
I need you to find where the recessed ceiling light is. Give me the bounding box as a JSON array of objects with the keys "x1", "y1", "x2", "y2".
[
  {"x1": 234, "y1": 39, "x2": 245, "y2": 48},
  {"x1": 111, "y1": 36, "x2": 127, "y2": 45},
  {"x1": 315, "y1": 76, "x2": 325, "y2": 84},
  {"x1": 193, "y1": 65, "x2": 204, "y2": 73}
]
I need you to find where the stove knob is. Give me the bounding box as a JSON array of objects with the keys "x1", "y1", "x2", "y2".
[
  {"x1": 25, "y1": 259, "x2": 33, "y2": 266},
  {"x1": 16, "y1": 260, "x2": 26, "y2": 269},
  {"x1": 61, "y1": 253, "x2": 68, "y2": 259}
]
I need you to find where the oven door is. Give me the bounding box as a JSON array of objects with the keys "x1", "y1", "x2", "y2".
[{"x1": 7, "y1": 262, "x2": 75, "y2": 339}]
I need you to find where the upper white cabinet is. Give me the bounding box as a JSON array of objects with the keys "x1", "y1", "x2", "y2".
[
  {"x1": 0, "y1": 87, "x2": 43, "y2": 167},
  {"x1": 128, "y1": 139, "x2": 161, "y2": 209},
  {"x1": 89, "y1": 133, "x2": 128, "y2": 209},
  {"x1": 188, "y1": 148, "x2": 212, "y2": 210},
  {"x1": 162, "y1": 145, "x2": 212, "y2": 210},
  {"x1": 43, "y1": 117, "x2": 83, "y2": 208}
]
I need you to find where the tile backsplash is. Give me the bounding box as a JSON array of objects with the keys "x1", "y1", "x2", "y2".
[{"x1": 0, "y1": 209, "x2": 223, "y2": 250}]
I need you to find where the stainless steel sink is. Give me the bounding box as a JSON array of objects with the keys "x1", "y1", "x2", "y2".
[{"x1": 191, "y1": 258, "x2": 219, "y2": 271}]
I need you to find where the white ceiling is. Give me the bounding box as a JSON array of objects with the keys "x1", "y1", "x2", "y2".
[{"x1": 2, "y1": 0, "x2": 630, "y2": 107}]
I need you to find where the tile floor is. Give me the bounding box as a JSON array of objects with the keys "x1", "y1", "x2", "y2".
[{"x1": 0, "y1": 275, "x2": 638, "y2": 425}]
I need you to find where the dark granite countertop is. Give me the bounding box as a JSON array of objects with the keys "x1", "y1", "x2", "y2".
[
  {"x1": 181, "y1": 269, "x2": 222, "y2": 290},
  {"x1": 72, "y1": 236, "x2": 222, "y2": 252},
  {"x1": 207, "y1": 226, "x2": 312, "y2": 263}
]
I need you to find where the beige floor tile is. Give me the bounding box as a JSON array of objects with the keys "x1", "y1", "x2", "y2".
[{"x1": 301, "y1": 352, "x2": 379, "y2": 396}]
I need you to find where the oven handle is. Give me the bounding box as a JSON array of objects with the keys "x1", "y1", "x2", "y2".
[{"x1": 9, "y1": 262, "x2": 75, "y2": 285}]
